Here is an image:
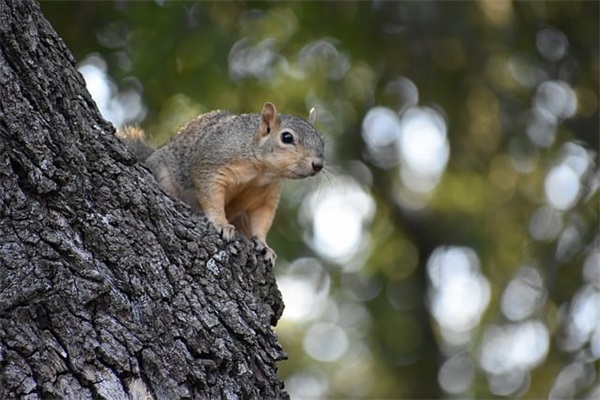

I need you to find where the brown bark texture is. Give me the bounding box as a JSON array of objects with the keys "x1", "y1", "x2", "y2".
[{"x1": 0, "y1": 1, "x2": 286, "y2": 398}]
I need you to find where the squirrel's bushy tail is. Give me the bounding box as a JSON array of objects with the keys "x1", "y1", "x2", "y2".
[{"x1": 117, "y1": 126, "x2": 156, "y2": 162}]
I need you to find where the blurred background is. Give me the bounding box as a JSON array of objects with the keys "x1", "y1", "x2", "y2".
[{"x1": 41, "y1": 1, "x2": 599, "y2": 398}]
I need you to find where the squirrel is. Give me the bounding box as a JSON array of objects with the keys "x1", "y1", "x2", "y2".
[{"x1": 118, "y1": 102, "x2": 325, "y2": 264}]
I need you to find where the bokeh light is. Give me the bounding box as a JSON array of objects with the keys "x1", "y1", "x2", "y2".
[
  {"x1": 302, "y1": 177, "x2": 375, "y2": 265},
  {"x1": 427, "y1": 246, "x2": 490, "y2": 344},
  {"x1": 545, "y1": 163, "x2": 580, "y2": 210},
  {"x1": 536, "y1": 27, "x2": 569, "y2": 63},
  {"x1": 501, "y1": 267, "x2": 546, "y2": 322},
  {"x1": 278, "y1": 258, "x2": 330, "y2": 323},
  {"x1": 397, "y1": 106, "x2": 450, "y2": 193},
  {"x1": 303, "y1": 322, "x2": 349, "y2": 362},
  {"x1": 229, "y1": 38, "x2": 281, "y2": 82},
  {"x1": 479, "y1": 321, "x2": 549, "y2": 395},
  {"x1": 438, "y1": 353, "x2": 475, "y2": 395},
  {"x1": 78, "y1": 54, "x2": 146, "y2": 128},
  {"x1": 361, "y1": 106, "x2": 402, "y2": 169}
]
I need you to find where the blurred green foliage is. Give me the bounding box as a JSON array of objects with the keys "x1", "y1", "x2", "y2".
[{"x1": 42, "y1": 1, "x2": 599, "y2": 399}]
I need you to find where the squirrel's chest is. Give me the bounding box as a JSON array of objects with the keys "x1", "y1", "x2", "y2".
[
  {"x1": 225, "y1": 183, "x2": 277, "y2": 215},
  {"x1": 220, "y1": 162, "x2": 280, "y2": 211}
]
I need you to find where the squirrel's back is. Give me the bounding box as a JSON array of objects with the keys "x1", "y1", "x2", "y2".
[{"x1": 170, "y1": 110, "x2": 260, "y2": 164}]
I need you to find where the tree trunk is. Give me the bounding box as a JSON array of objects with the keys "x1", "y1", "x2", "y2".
[{"x1": 0, "y1": 1, "x2": 286, "y2": 398}]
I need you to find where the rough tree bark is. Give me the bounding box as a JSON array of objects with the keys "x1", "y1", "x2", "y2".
[{"x1": 0, "y1": 1, "x2": 287, "y2": 398}]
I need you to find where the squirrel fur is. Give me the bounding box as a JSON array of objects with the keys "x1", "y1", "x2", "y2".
[{"x1": 118, "y1": 102, "x2": 325, "y2": 263}]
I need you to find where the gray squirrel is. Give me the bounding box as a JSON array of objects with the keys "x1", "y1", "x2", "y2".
[{"x1": 118, "y1": 102, "x2": 325, "y2": 263}]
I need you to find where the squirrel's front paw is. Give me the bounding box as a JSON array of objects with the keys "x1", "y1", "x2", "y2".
[
  {"x1": 253, "y1": 237, "x2": 277, "y2": 265},
  {"x1": 264, "y1": 246, "x2": 277, "y2": 265},
  {"x1": 216, "y1": 223, "x2": 236, "y2": 241}
]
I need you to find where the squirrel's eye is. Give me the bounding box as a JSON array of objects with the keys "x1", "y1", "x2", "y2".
[{"x1": 281, "y1": 131, "x2": 295, "y2": 144}]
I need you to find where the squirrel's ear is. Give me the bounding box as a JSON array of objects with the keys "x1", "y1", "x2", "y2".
[
  {"x1": 307, "y1": 107, "x2": 317, "y2": 125},
  {"x1": 261, "y1": 102, "x2": 278, "y2": 134}
]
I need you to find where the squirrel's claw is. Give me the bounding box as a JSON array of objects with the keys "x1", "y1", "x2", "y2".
[
  {"x1": 252, "y1": 237, "x2": 277, "y2": 265},
  {"x1": 263, "y1": 247, "x2": 277, "y2": 265},
  {"x1": 217, "y1": 223, "x2": 236, "y2": 241}
]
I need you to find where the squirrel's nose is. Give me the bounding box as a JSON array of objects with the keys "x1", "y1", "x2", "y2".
[{"x1": 312, "y1": 160, "x2": 324, "y2": 173}]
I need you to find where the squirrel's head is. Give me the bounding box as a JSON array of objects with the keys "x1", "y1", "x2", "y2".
[{"x1": 256, "y1": 102, "x2": 325, "y2": 179}]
